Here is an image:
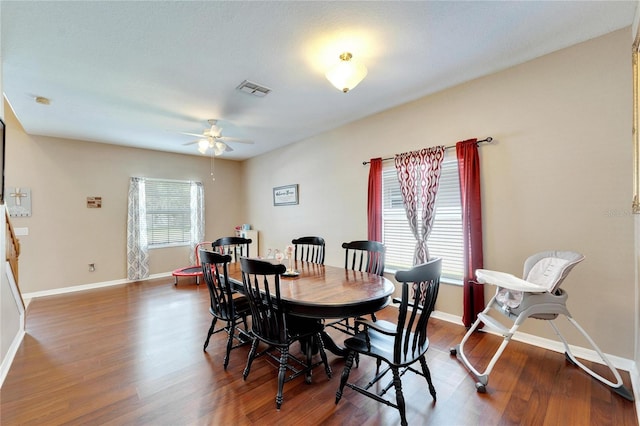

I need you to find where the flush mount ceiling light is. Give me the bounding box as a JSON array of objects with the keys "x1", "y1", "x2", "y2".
[{"x1": 325, "y1": 52, "x2": 368, "y2": 93}]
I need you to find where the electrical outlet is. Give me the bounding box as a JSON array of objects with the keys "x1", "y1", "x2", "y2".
[{"x1": 89, "y1": 263, "x2": 95, "y2": 272}]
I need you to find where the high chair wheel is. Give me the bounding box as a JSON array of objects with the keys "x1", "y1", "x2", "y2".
[
  {"x1": 475, "y1": 383, "x2": 486, "y2": 393},
  {"x1": 449, "y1": 347, "x2": 457, "y2": 356}
]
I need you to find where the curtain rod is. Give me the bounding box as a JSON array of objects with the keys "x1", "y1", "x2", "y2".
[{"x1": 361, "y1": 137, "x2": 493, "y2": 165}]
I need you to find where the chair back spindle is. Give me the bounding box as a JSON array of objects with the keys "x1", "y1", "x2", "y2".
[
  {"x1": 201, "y1": 250, "x2": 235, "y2": 321},
  {"x1": 212, "y1": 236, "x2": 252, "y2": 262},
  {"x1": 342, "y1": 240, "x2": 386, "y2": 276},
  {"x1": 200, "y1": 249, "x2": 252, "y2": 368},
  {"x1": 240, "y1": 258, "x2": 288, "y2": 345},
  {"x1": 394, "y1": 259, "x2": 441, "y2": 362},
  {"x1": 292, "y1": 236, "x2": 325, "y2": 265}
]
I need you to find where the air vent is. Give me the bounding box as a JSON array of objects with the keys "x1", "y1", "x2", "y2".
[
  {"x1": 35, "y1": 96, "x2": 51, "y2": 105},
  {"x1": 236, "y1": 80, "x2": 271, "y2": 97}
]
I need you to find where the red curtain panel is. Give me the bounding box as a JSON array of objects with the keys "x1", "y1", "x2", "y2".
[
  {"x1": 456, "y1": 139, "x2": 485, "y2": 327},
  {"x1": 367, "y1": 157, "x2": 383, "y2": 242}
]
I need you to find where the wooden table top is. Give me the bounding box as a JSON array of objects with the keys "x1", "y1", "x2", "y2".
[{"x1": 226, "y1": 259, "x2": 395, "y2": 319}]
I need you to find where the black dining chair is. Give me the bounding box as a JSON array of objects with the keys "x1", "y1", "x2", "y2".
[
  {"x1": 201, "y1": 250, "x2": 252, "y2": 370},
  {"x1": 335, "y1": 258, "x2": 442, "y2": 426},
  {"x1": 240, "y1": 257, "x2": 332, "y2": 410},
  {"x1": 211, "y1": 236, "x2": 252, "y2": 262},
  {"x1": 342, "y1": 240, "x2": 386, "y2": 276},
  {"x1": 328, "y1": 240, "x2": 387, "y2": 335},
  {"x1": 291, "y1": 236, "x2": 325, "y2": 265}
]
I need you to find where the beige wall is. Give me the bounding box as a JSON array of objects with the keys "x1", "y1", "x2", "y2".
[
  {"x1": 243, "y1": 28, "x2": 636, "y2": 359},
  {"x1": 5, "y1": 106, "x2": 244, "y2": 293},
  {"x1": 2, "y1": 27, "x2": 635, "y2": 361},
  {"x1": 1, "y1": 0, "x2": 19, "y2": 369}
]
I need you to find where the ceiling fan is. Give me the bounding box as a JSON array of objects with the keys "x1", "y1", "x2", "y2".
[{"x1": 182, "y1": 119, "x2": 253, "y2": 155}]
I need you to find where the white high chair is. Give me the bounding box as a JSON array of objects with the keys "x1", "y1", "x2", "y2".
[{"x1": 450, "y1": 250, "x2": 634, "y2": 401}]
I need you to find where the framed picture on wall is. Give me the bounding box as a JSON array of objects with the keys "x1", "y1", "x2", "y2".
[
  {"x1": 0, "y1": 118, "x2": 5, "y2": 204},
  {"x1": 273, "y1": 184, "x2": 298, "y2": 206}
]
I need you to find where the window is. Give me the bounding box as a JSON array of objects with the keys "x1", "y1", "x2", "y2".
[
  {"x1": 145, "y1": 179, "x2": 193, "y2": 247},
  {"x1": 382, "y1": 155, "x2": 463, "y2": 280}
]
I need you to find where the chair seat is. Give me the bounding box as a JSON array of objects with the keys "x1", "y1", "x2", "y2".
[
  {"x1": 344, "y1": 320, "x2": 429, "y2": 367},
  {"x1": 287, "y1": 315, "x2": 324, "y2": 337},
  {"x1": 210, "y1": 294, "x2": 251, "y2": 321}
]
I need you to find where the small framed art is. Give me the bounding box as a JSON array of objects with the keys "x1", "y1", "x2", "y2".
[{"x1": 273, "y1": 184, "x2": 298, "y2": 206}]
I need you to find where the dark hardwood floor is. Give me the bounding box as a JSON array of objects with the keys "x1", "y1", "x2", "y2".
[{"x1": 1, "y1": 277, "x2": 637, "y2": 425}]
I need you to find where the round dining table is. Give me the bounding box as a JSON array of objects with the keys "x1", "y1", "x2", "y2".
[{"x1": 226, "y1": 259, "x2": 395, "y2": 355}]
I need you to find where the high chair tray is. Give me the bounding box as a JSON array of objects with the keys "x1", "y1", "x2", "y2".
[{"x1": 476, "y1": 269, "x2": 547, "y2": 292}]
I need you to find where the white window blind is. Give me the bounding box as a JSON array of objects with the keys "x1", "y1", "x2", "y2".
[
  {"x1": 145, "y1": 179, "x2": 192, "y2": 247},
  {"x1": 382, "y1": 157, "x2": 464, "y2": 280}
]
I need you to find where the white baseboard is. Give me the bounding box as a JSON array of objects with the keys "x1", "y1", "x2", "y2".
[
  {"x1": 431, "y1": 310, "x2": 635, "y2": 372},
  {"x1": 431, "y1": 310, "x2": 464, "y2": 326},
  {"x1": 0, "y1": 328, "x2": 25, "y2": 387},
  {"x1": 1, "y1": 263, "x2": 26, "y2": 388},
  {"x1": 631, "y1": 363, "x2": 640, "y2": 424},
  {"x1": 22, "y1": 272, "x2": 171, "y2": 300}
]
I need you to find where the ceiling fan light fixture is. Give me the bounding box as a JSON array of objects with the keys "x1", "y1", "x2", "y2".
[
  {"x1": 326, "y1": 52, "x2": 368, "y2": 93},
  {"x1": 198, "y1": 139, "x2": 209, "y2": 154},
  {"x1": 213, "y1": 141, "x2": 226, "y2": 156},
  {"x1": 207, "y1": 120, "x2": 222, "y2": 137}
]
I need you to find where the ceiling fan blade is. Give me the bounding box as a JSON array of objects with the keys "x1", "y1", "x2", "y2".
[
  {"x1": 218, "y1": 136, "x2": 254, "y2": 144},
  {"x1": 182, "y1": 140, "x2": 200, "y2": 146},
  {"x1": 180, "y1": 132, "x2": 206, "y2": 138},
  {"x1": 224, "y1": 144, "x2": 234, "y2": 152}
]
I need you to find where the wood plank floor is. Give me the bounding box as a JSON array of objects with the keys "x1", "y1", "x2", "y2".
[{"x1": 1, "y1": 277, "x2": 637, "y2": 425}]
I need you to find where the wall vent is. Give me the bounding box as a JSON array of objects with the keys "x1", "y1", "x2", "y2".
[{"x1": 236, "y1": 80, "x2": 271, "y2": 97}]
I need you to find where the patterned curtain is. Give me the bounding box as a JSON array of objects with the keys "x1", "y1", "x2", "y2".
[
  {"x1": 127, "y1": 177, "x2": 149, "y2": 280},
  {"x1": 394, "y1": 146, "x2": 445, "y2": 265},
  {"x1": 367, "y1": 158, "x2": 383, "y2": 242},
  {"x1": 189, "y1": 181, "x2": 205, "y2": 265}
]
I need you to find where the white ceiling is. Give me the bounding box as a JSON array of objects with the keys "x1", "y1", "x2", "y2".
[{"x1": 1, "y1": 1, "x2": 637, "y2": 160}]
